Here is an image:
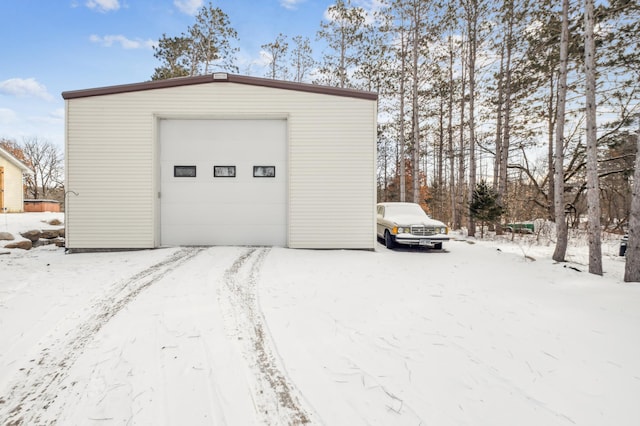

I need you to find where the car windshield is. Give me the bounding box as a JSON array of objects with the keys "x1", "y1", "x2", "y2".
[{"x1": 385, "y1": 204, "x2": 426, "y2": 217}]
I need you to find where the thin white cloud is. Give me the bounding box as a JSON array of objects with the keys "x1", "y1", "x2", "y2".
[
  {"x1": 90, "y1": 34, "x2": 156, "y2": 50},
  {"x1": 50, "y1": 108, "x2": 65, "y2": 120},
  {"x1": 31, "y1": 114, "x2": 64, "y2": 125},
  {"x1": 30, "y1": 108, "x2": 65, "y2": 125},
  {"x1": 0, "y1": 78, "x2": 53, "y2": 101},
  {"x1": 174, "y1": 0, "x2": 202, "y2": 15},
  {"x1": 280, "y1": 0, "x2": 305, "y2": 10},
  {"x1": 0, "y1": 108, "x2": 18, "y2": 125},
  {"x1": 257, "y1": 50, "x2": 272, "y2": 67},
  {"x1": 236, "y1": 51, "x2": 267, "y2": 76},
  {"x1": 86, "y1": 0, "x2": 120, "y2": 12}
]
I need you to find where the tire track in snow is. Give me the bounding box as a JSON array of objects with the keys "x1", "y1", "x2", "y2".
[
  {"x1": 219, "y1": 247, "x2": 314, "y2": 425},
  {"x1": 0, "y1": 246, "x2": 206, "y2": 426}
]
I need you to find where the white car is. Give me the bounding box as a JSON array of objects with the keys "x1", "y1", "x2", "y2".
[{"x1": 376, "y1": 202, "x2": 450, "y2": 250}]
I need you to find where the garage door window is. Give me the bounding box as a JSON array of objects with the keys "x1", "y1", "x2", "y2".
[
  {"x1": 253, "y1": 166, "x2": 276, "y2": 177},
  {"x1": 214, "y1": 165, "x2": 236, "y2": 177},
  {"x1": 174, "y1": 165, "x2": 196, "y2": 177}
]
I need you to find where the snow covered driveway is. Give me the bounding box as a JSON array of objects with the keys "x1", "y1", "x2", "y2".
[{"x1": 1, "y1": 231, "x2": 640, "y2": 425}]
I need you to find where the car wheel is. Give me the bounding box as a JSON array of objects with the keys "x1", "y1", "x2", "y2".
[
  {"x1": 384, "y1": 230, "x2": 395, "y2": 249},
  {"x1": 434, "y1": 242, "x2": 443, "y2": 250}
]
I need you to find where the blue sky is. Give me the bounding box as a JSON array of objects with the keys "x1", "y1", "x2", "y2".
[{"x1": 0, "y1": 0, "x2": 344, "y2": 149}]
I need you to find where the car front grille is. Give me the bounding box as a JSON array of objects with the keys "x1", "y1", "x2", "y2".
[{"x1": 410, "y1": 226, "x2": 438, "y2": 236}]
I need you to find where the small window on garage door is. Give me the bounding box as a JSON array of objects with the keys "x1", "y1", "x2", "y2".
[
  {"x1": 214, "y1": 165, "x2": 236, "y2": 177},
  {"x1": 253, "y1": 166, "x2": 275, "y2": 177},
  {"x1": 174, "y1": 165, "x2": 196, "y2": 177}
]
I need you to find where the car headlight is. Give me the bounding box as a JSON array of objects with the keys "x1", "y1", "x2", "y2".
[{"x1": 440, "y1": 227, "x2": 447, "y2": 234}]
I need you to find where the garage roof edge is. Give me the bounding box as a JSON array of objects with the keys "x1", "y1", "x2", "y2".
[{"x1": 61, "y1": 73, "x2": 378, "y2": 101}]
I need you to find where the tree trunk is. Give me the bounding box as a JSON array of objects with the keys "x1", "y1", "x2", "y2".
[
  {"x1": 447, "y1": 35, "x2": 457, "y2": 229},
  {"x1": 494, "y1": 44, "x2": 504, "y2": 193},
  {"x1": 497, "y1": 2, "x2": 513, "y2": 235},
  {"x1": 467, "y1": 3, "x2": 477, "y2": 237},
  {"x1": 399, "y1": 31, "x2": 407, "y2": 202},
  {"x1": 411, "y1": 9, "x2": 421, "y2": 204},
  {"x1": 624, "y1": 116, "x2": 640, "y2": 282},
  {"x1": 585, "y1": 0, "x2": 602, "y2": 275},
  {"x1": 437, "y1": 96, "x2": 445, "y2": 217},
  {"x1": 499, "y1": 28, "x2": 512, "y2": 207},
  {"x1": 412, "y1": 78, "x2": 420, "y2": 204},
  {"x1": 552, "y1": 0, "x2": 570, "y2": 263},
  {"x1": 457, "y1": 37, "x2": 467, "y2": 231},
  {"x1": 340, "y1": 22, "x2": 346, "y2": 88},
  {"x1": 547, "y1": 73, "x2": 555, "y2": 221}
]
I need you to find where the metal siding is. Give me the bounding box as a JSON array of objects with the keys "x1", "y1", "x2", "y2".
[{"x1": 66, "y1": 83, "x2": 376, "y2": 249}]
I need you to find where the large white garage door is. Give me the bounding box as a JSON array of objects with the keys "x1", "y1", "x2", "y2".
[{"x1": 159, "y1": 119, "x2": 287, "y2": 246}]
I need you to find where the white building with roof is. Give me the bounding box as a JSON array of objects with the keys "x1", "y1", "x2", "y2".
[
  {"x1": 62, "y1": 73, "x2": 377, "y2": 250},
  {"x1": 0, "y1": 146, "x2": 30, "y2": 213}
]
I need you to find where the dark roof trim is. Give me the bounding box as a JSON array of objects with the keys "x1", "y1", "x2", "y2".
[{"x1": 61, "y1": 73, "x2": 378, "y2": 101}]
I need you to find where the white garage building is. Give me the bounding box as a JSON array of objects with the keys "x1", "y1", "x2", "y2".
[{"x1": 62, "y1": 73, "x2": 377, "y2": 250}]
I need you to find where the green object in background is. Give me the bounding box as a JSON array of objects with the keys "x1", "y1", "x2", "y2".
[{"x1": 506, "y1": 222, "x2": 535, "y2": 233}]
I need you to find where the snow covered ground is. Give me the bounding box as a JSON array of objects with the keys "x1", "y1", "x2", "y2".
[{"x1": 1, "y1": 212, "x2": 639, "y2": 425}]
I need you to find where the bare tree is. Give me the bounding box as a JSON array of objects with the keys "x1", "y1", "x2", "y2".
[
  {"x1": 446, "y1": 33, "x2": 459, "y2": 228},
  {"x1": 386, "y1": 4, "x2": 410, "y2": 202},
  {"x1": 406, "y1": 0, "x2": 430, "y2": 204},
  {"x1": 584, "y1": 0, "x2": 602, "y2": 275},
  {"x1": 20, "y1": 137, "x2": 63, "y2": 200},
  {"x1": 624, "y1": 115, "x2": 640, "y2": 282},
  {"x1": 493, "y1": 42, "x2": 505, "y2": 194},
  {"x1": 495, "y1": 0, "x2": 520, "y2": 233},
  {"x1": 461, "y1": 0, "x2": 481, "y2": 237},
  {"x1": 290, "y1": 35, "x2": 315, "y2": 83},
  {"x1": 261, "y1": 33, "x2": 289, "y2": 80},
  {"x1": 553, "y1": 0, "x2": 570, "y2": 262},
  {"x1": 456, "y1": 30, "x2": 468, "y2": 231}
]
